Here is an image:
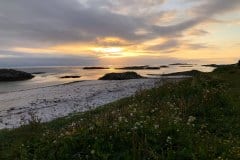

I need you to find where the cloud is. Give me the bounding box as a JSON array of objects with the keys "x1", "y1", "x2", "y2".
[
  {"x1": 0, "y1": 0, "x2": 239, "y2": 66},
  {"x1": 192, "y1": 0, "x2": 240, "y2": 17},
  {"x1": 147, "y1": 40, "x2": 180, "y2": 51},
  {"x1": 187, "y1": 43, "x2": 210, "y2": 50},
  {"x1": 188, "y1": 29, "x2": 209, "y2": 36}
]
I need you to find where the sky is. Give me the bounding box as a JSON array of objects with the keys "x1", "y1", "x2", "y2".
[{"x1": 0, "y1": 0, "x2": 239, "y2": 67}]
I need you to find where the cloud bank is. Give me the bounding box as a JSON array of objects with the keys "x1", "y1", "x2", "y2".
[{"x1": 0, "y1": 0, "x2": 239, "y2": 66}]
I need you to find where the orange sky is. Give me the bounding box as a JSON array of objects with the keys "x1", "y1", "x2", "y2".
[{"x1": 0, "y1": 0, "x2": 239, "y2": 66}]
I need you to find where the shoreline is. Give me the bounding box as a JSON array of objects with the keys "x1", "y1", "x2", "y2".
[
  {"x1": 0, "y1": 80, "x2": 86, "y2": 95},
  {"x1": 0, "y1": 78, "x2": 183, "y2": 129}
]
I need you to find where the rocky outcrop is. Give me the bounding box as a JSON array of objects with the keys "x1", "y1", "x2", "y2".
[
  {"x1": 116, "y1": 65, "x2": 160, "y2": 70},
  {"x1": 83, "y1": 67, "x2": 110, "y2": 70},
  {"x1": 60, "y1": 76, "x2": 81, "y2": 79},
  {"x1": 162, "y1": 70, "x2": 202, "y2": 77},
  {"x1": 160, "y1": 65, "x2": 169, "y2": 68},
  {"x1": 0, "y1": 69, "x2": 34, "y2": 81},
  {"x1": 99, "y1": 72, "x2": 143, "y2": 80}
]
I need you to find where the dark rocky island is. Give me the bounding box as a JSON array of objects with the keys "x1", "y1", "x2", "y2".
[
  {"x1": 180, "y1": 65, "x2": 194, "y2": 67},
  {"x1": 162, "y1": 70, "x2": 202, "y2": 77},
  {"x1": 202, "y1": 64, "x2": 218, "y2": 67},
  {"x1": 116, "y1": 65, "x2": 160, "y2": 70},
  {"x1": 160, "y1": 65, "x2": 169, "y2": 68},
  {"x1": 83, "y1": 67, "x2": 110, "y2": 70},
  {"x1": 169, "y1": 63, "x2": 193, "y2": 66},
  {"x1": 0, "y1": 69, "x2": 34, "y2": 81},
  {"x1": 99, "y1": 72, "x2": 143, "y2": 80},
  {"x1": 60, "y1": 76, "x2": 81, "y2": 79},
  {"x1": 31, "y1": 72, "x2": 46, "y2": 75}
]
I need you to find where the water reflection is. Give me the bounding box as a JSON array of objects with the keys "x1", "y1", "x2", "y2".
[{"x1": 0, "y1": 65, "x2": 214, "y2": 93}]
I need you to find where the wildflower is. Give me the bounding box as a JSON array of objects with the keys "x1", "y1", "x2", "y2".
[
  {"x1": 187, "y1": 116, "x2": 196, "y2": 125},
  {"x1": 71, "y1": 122, "x2": 76, "y2": 127},
  {"x1": 91, "y1": 150, "x2": 95, "y2": 154},
  {"x1": 118, "y1": 116, "x2": 123, "y2": 122},
  {"x1": 166, "y1": 136, "x2": 172, "y2": 144},
  {"x1": 132, "y1": 126, "x2": 138, "y2": 130},
  {"x1": 133, "y1": 108, "x2": 137, "y2": 112},
  {"x1": 154, "y1": 124, "x2": 159, "y2": 129},
  {"x1": 135, "y1": 122, "x2": 141, "y2": 126}
]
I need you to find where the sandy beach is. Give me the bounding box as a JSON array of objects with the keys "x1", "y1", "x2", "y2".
[{"x1": 0, "y1": 78, "x2": 178, "y2": 129}]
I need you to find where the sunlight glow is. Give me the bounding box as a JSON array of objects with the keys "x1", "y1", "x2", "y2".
[{"x1": 92, "y1": 47, "x2": 124, "y2": 53}]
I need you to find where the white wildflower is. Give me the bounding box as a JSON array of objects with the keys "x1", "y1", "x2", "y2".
[
  {"x1": 187, "y1": 116, "x2": 196, "y2": 125},
  {"x1": 166, "y1": 136, "x2": 172, "y2": 144},
  {"x1": 91, "y1": 150, "x2": 95, "y2": 154},
  {"x1": 154, "y1": 124, "x2": 159, "y2": 129}
]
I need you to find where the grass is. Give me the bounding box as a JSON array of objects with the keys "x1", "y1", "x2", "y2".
[{"x1": 0, "y1": 64, "x2": 240, "y2": 160}]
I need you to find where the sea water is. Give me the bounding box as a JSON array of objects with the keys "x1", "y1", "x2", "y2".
[{"x1": 0, "y1": 65, "x2": 214, "y2": 93}]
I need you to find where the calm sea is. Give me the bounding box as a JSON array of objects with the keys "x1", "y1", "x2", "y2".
[{"x1": 0, "y1": 65, "x2": 214, "y2": 93}]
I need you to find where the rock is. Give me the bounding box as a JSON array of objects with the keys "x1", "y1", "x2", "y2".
[
  {"x1": 83, "y1": 67, "x2": 109, "y2": 69},
  {"x1": 31, "y1": 72, "x2": 46, "y2": 75},
  {"x1": 145, "y1": 66, "x2": 160, "y2": 70},
  {"x1": 60, "y1": 76, "x2": 81, "y2": 79},
  {"x1": 202, "y1": 64, "x2": 218, "y2": 67},
  {"x1": 116, "y1": 65, "x2": 160, "y2": 70},
  {"x1": 180, "y1": 65, "x2": 193, "y2": 67},
  {"x1": 169, "y1": 63, "x2": 193, "y2": 66},
  {"x1": 160, "y1": 65, "x2": 169, "y2": 68},
  {"x1": 162, "y1": 70, "x2": 202, "y2": 76},
  {"x1": 99, "y1": 72, "x2": 143, "y2": 80},
  {"x1": 0, "y1": 69, "x2": 34, "y2": 81}
]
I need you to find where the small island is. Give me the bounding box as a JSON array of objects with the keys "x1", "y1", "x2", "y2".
[
  {"x1": 60, "y1": 75, "x2": 81, "y2": 79},
  {"x1": 99, "y1": 72, "x2": 143, "y2": 80},
  {"x1": 116, "y1": 65, "x2": 160, "y2": 70},
  {"x1": 162, "y1": 70, "x2": 202, "y2": 76},
  {"x1": 31, "y1": 72, "x2": 46, "y2": 75},
  {"x1": 202, "y1": 64, "x2": 218, "y2": 67},
  {"x1": 0, "y1": 69, "x2": 34, "y2": 81},
  {"x1": 169, "y1": 63, "x2": 193, "y2": 66},
  {"x1": 160, "y1": 65, "x2": 169, "y2": 68},
  {"x1": 83, "y1": 67, "x2": 110, "y2": 70}
]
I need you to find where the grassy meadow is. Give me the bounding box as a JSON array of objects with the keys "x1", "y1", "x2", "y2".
[{"x1": 0, "y1": 64, "x2": 240, "y2": 160}]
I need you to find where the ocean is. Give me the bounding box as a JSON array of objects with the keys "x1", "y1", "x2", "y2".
[{"x1": 0, "y1": 65, "x2": 214, "y2": 93}]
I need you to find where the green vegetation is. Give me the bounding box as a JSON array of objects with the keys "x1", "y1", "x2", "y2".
[{"x1": 0, "y1": 64, "x2": 240, "y2": 160}]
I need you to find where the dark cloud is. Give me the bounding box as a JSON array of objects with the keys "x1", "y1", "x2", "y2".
[
  {"x1": 0, "y1": 0, "x2": 239, "y2": 66},
  {"x1": 0, "y1": 50, "x2": 99, "y2": 67},
  {"x1": 0, "y1": 0, "x2": 142, "y2": 47},
  {"x1": 147, "y1": 40, "x2": 180, "y2": 51},
  {"x1": 193, "y1": 0, "x2": 240, "y2": 17},
  {"x1": 2, "y1": 0, "x2": 238, "y2": 49},
  {"x1": 147, "y1": 40, "x2": 211, "y2": 52}
]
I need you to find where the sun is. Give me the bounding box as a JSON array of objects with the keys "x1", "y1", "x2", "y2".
[{"x1": 92, "y1": 47, "x2": 124, "y2": 53}]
